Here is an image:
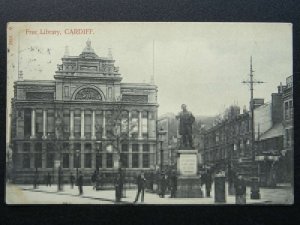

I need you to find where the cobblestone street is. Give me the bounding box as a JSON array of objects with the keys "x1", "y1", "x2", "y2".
[{"x1": 6, "y1": 183, "x2": 293, "y2": 205}]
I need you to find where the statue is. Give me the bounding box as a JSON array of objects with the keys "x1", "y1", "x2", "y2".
[{"x1": 176, "y1": 104, "x2": 195, "y2": 149}]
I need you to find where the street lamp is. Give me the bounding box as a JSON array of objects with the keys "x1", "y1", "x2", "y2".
[
  {"x1": 158, "y1": 127, "x2": 167, "y2": 173},
  {"x1": 75, "y1": 149, "x2": 80, "y2": 182},
  {"x1": 96, "y1": 141, "x2": 102, "y2": 172}
]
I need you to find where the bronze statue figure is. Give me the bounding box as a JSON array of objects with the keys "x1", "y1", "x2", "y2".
[{"x1": 176, "y1": 104, "x2": 195, "y2": 149}]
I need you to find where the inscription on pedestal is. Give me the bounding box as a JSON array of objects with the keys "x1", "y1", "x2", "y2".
[{"x1": 179, "y1": 154, "x2": 197, "y2": 176}]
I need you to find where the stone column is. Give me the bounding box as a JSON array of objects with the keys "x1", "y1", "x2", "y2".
[
  {"x1": 42, "y1": 109, "x2": 47, "y2": 139},
  {"x1": 91, "y1": 110, "x2": 96, "y2": 140},
  {"x1": 69, "y1": 110, "x2": 75, "y2": 140},
  {"x1": 138, "y1": 111, "x2": 142, "y2": 139},
  {"x1": 30, "y1": 109, "x2": 36, "y2": 139},
  {"x1": 81, "y1": 109, "x2": 85, "y2": 140},
  {"x1": 102, "y1": 110, "x2": 106, "y2": 138}
]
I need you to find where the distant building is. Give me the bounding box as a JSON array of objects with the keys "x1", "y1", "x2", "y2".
[
  {"x1": 202, "y1": 79, "x2": 293, "y2": 185},
  {"x1": 10, "y1": 40, "x2": 158, "y2": 183},
  {"x1": 281, "y1": 75, "x2": 293, "y2": 183}
]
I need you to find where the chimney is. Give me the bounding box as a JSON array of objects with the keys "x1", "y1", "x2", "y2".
[{"x1": 252, "y1": 98, "x2": 264, "y2": 109}]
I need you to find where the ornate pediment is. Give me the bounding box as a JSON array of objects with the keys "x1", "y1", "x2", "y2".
[{"x1": 75, "y1": 88, "x2": 102, "y2": 100}]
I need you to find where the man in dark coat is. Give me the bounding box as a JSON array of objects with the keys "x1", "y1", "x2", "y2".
[
  {"x1": 70, "y1": 172, "x2": 75, "y2": 189},
  {"x1": 204, "y1": 170, "x2": 212, "y2": 197},
  {"x1": 115, "y1": 173, "x2": 122, "y2": 203},
  {"x1": 170, "y1": 171, "x2": 177, "y2": 198},
  {"x1": 77, "y1": 171, "x2": 83, "y2": 195},
  {"x1": 33, "y1": 168, "x2": 39, "y2": 189},
  {"x1": 134, "y1": 171, "x2": 146, "y2": 203},
  {"x1": 46, "y1": 172, "x2": 52, "y2": 187},
  {"x1": 159, "y1": 173, "x2": 167, "y2": 198},
  {"x1": 234, "y1": 175, "x2": 246, "y2": 204}
]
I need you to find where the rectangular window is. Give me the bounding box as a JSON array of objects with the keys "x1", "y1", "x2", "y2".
[
  {"x1": 46, "y1": 153, "x2": 54, "y2": 168},
  {"x1": 120, "y1": 153, "x2": 129, "y2": 168},
  {"x1": 142, "y1": 154, "x2": 150, "y2": 168},
  {"x1": 47, "y1": 109, "x2": 55, "y2": 136},
  {"x1": 289, "y1": 100, "x2": 293, "y2": 118},
  {"x1": 73, "y1": 154, "x2": 81, "y2": 168},
  {"x1": 132, "y1": 153, "x2": 139, "y2": 168},
  {"x1": 23, "y1": 143, "x2": 30, "y2": 152},
  {"x1": 285, "y1": 102, "x2": 289, "y2": 120},
  {"x1": 23, "y1": 154, "x2": 30, "y2": 168},
  {"x1": 132, "y1": 144, "x2": 139, "y2": 152},
  {"x1": 63, "y1": 109, "x2": 70, "y2": 137},
  {"x1": 35, "y1": 143, "x2": 42, "y2": 152},
  {"x1": 143, "y1": 144, "x2": 149, "y2": 152},
  {"x1": 142, "y1": 111, "x2": 148, "y2": 135},
  {"x1": 106, "y1": 153, "x2": 113, "y2": 168},
  {"x1": 131, "y1": 111, "x2": 139, "y2": 135},
  {"x1": 84, "y1": 110, "x2": 92, "y2": 139},
  {"x1": 85, "y1": 143, "x2": 92, "y2": 151},
  {"x1": 121, "y1": 111, "x2": 129, "y2": 134},
  {"x1": 84, "y1": 153, "x2": 92, "y2": 168},
  {"x1": 34, "y1": 153, "x2": 42, "y2": 168},
  {"x1": 62, "y1": 153, "x2": 69, "y2": 168},
  {"x1": 36, "y1": 109, "x2": 43, "y2": 138},
  {"x1": 24, "y1": 109, "x2": 32, "y2": 138},
  {"x1": 121, "y1": 144, "x2": 128, "y2": 152},
  {"x1": 96, "y1": 154, "x2": 102, "y2": 169},
  {"x1": 105, "y1": 111, "x2": 114, "y2": 139},
  {"x1": 63, "y1": 142, "x2": 70, "y2": 151},
  {"x1": 74, "y1": 109, "x2": 81, "y2": 138},
  {"x1": 95, "y1": 110, "x2": 103, "y2": 139}
]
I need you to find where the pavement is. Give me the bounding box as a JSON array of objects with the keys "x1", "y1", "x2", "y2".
[{"x1": 5, "y1": 182, "x2": 293, "y2": 205}]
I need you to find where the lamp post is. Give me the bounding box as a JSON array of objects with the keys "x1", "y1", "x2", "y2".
[
  {"x1": 158, "y1": 127, "x2": 167, "y2": 173},
  {"x1": 96, "y1": 141, "x2": 102, "y2": 172},
  {"x1": 242, "y1": 57, "x2": 263, "y2": 199},
  {"x1": 75, "y1": 149, "x2": 80, "y2": 182}
]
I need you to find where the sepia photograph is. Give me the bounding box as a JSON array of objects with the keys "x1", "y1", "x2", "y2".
[{"x1": 6, "y1": 22, "x2": 293, "y2": 204}]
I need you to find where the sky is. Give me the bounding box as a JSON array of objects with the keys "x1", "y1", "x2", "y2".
[{"x1": 6, "y1": 22, "x2": 292, "y2": 141}]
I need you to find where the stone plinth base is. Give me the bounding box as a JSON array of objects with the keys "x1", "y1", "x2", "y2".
[{"x1": 176, "y1": 176, "x2": 203, "y2": 198}]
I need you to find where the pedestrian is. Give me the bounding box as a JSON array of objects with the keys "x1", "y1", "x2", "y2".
[
  {"x1": 70, "y1": 172, "x2": 75, "y2": 189},
  {"x1": 159, "y1": 173, "x2": 167, "y2": 198},
  {"x1": 170, "y1": 171, "x2": 177, "y2": 198},
  {"x1": 204, "y1": 170, "x2": 212, "y2": 197},
  {"x1": 33, "y1": 168, "x2": 39, "y2": 189},
  {"x1": 234, "y1": 175, "x2": 246, "y2": 204},
  {"x1": 58, "y1": 167, "x2": 63, "y2": 191},
  {"x1": 77, "y1": 171, "x2": 83, "y2": 195},
  {"x1": 118, "y1": 168, "x2": 125, "y2": 197},
  {"x1": 46, "y1": 172, "x2": 52, "y2": 187},
  {"x1": 133, "y1": 171, "x2": 146, "y2": 203},
  {"x1": 95, "y1": 171, "x2": 100, "y2": 190},
  {"x1": 91, "y1": 170, "x2": 97, "y2": 190},
  {"x1": 115, "y1": 173, "x2": 122, "y2": 203}
]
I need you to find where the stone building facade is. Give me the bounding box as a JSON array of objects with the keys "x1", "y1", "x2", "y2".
[{"x1": 11, "y1": 40, "x2": 158, "y2": 183}]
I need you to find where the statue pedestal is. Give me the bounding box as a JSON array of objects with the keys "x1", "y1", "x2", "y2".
[{"x1": 176, "y1": 150, "x2": 203, "y2": 198}]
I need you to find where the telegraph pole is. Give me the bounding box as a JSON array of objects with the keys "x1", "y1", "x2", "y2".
[{"x1": 242, "y1": 56, "x2": 264, "y2": 199}]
